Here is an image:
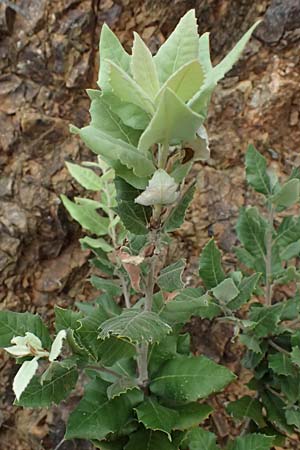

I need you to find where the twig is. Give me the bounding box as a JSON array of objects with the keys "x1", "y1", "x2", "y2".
[
  {"x1": 268, "y1": 339, "x2": 289, "y2": 355},
  {"x1": 119, "y1": 273, "x2": 131, "y2": 309},
  {"x1": 53, "y1": 438, "x2": 65, "y2": 450},
  {"x1": 86, "y1": 364, "x2": 122, "y2": 378}
]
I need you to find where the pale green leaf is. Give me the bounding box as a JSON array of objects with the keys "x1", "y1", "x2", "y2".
[
  {"x1": 154, "y1": 9, "x2": 199, "y2": 84},
  {"x1": 212, "y1": 21, "x2": 261, "y2": 82},
  {"x1": 66, "y1": 162, "x2": 102, "y2": 190},
  {"x1": 212, "y1": 278, "x2": 239, "y2": 304},
  {"x1": 17, "y1": 360, "x2": 78, "y2": 407},
  {"x1": 49, "y1": 330, "x2": 67, "y2": 362},
  {"x1": 199, "y1": 239, "x2": 225, "y2": 289},
  {"x1": 164, "y1": 183, "x2": 196, "y2": 232},
  {"x1": 98, "y1": 24, "x2": 131, "y2": 91},
  {"x1": 280, "y1": 239, "x2": 300, "y2": 260},
  {"x1": 198, "y1": 32, "x2": 212, "y2": 73},
  {"x1": 134, "y1": 397, "x2": 179, "y2": 438},
  {"x1": 138, "y1": 88, "x2": 202, "y2": 152},
  {"x1": 227, "y1": 273, "x2": 261, "y2": 311},
  {"x1": 135, "y1": 169, "x2": 179, "y2": 206},
  {"x1": 13, "y1": 357, "x2": 39, "y2": 401},
  {"x1": 61, "y1": 195, "x2": 109, "y2": 235},
  {"x1": 75, "y1": 125, "x2": 155, "y2": 179},
  {"x1": 131, "y1": 32, "x2": 160, "y2": 99},
  {"x1": 156, "y1": 60, "x2": 205, "y2": 103},
  {"x1": 99, "y1": 310, "x2": 172, "y2": 344},
  {"x1": 185, "y1": 125, "x2": 210, "y2": 161},
  {"x1": 108, "y1": 60, "x2": 155, "y2": 115},
  {"x1": 157, "y1": 259, "x2": 185, "y2": 292},
  {"x1": 87, "y1": 89, "x2": 141, "y2": 146},
  {"x1": 150, "y1": 355, "x2": 235, "y2": 402},
  {"x1": 236, "y1": 207, "x2": 267, "y2": 261},
  {"x1": 125, "y1": 428, "x2": 176, "y2": 450},
  {"x1": 245, "y1": 145, "x2": 271, "y2": 195}
]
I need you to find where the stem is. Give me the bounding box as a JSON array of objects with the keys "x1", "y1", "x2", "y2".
[
  {"x1": 268, "y1": 339, "x2": 289, "y2": 355},
  {"x1": 265, "y1": 202, "x2": 274, "y2": 306},
  {"x1": 86, "y1": 365, "x2": 122, "y2": 379},
  {"x1": 158, "y1": 141, "x2": 169, "y2": 169},
  {"x1": 103, "y1": 180, "x2": 117, "y2": 248},
  {"x1": 137, "y1": 251, "x2": 158, "y2": 387},
  {"x1": 119, "y1": 273, "x2": 131, "y2": 309}
]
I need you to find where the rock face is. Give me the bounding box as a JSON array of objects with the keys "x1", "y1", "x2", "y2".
[{"x1": 0, "y1": 0, "x2": 299, "y2": 448}]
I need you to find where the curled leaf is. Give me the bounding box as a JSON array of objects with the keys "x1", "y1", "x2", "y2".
[
  {"x1": 13, "y1": 357, "x2": 39, "y2": 400},
  {"x1": 135, "y1": 169, "x2": 179, "y2": 206},
  {"x1": 49, "y1": 330, "x2": 67, "y2": 362}
]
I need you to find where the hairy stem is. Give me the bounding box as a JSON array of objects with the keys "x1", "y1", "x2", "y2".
[
  {"x1": 119, "y1": 273, "x2": 131, "y2": 309},
  {"x1": 158, "y1": 141, "x2": 169, "y2": 169},
  {"x1": 137, "y1": 250, "x2": 158, "y2": 387},
  {"x1": 265, "y1": 203, "x2": 274, "y2": 306}
]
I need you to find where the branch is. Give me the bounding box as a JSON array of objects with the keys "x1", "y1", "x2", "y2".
[{"x1": 265, "y1": 203, "x2": 274, "y2": 306}]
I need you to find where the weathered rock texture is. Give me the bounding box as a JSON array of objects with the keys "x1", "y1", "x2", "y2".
[{"x1": 0, "y1": 0, "x2": 299, "y2": 448}]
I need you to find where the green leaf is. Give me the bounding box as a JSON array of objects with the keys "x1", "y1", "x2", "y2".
[
  {"x1": 268, "y1": 353, "x2": 294, "y2": 376},
  {"x1": 199, "y1": 239, "x2": 225, "y2": 289},
  {"x1": 131, "y1": 33, "x2": 160, "y2": 100},
  {"x1": 274, "y1": 216, "x2": 300, "y2": 248},
  {"x1": 248, "y1": 304, "x2": 282, "y2": 338},
  {"x1": 90, "y1": 275, "x2": 122, "y2": 297},
  {"x1": 108, "y1": 60, "x2": 154, "y2": 115},
  {"x1": 76, "y1": 312, "x2": 135, "y2": 365},
  {"x1": 98, "y1": 24, "x2": 130, "y2": 91},
  {"x1": 80, "y1": 236, "x2": 114, "y2": 253},
  {"x1": 66, "y1": 162, "x2": 103, "y2": 190},
  {"x1": 61, "y1": 195, "x2": 109, "y2": 235},
  {"x1": 115, "y1": 177, "x2": 151, "y2": 234},
  {"x1": 226, "y1": 396, "x2": 266, "y2": 427},
  {"x1": 150, "y1": 355, "x2": 235, "y2": 402},
  {"x1": 54, "y1": 307, "x2": 83, "y2": 332},
  {"x1": 173, "y1": 403, "x2": 213, "y2": 430},
  {"x1": 154, "y1": 10, "x2": 199, "y2": 84},
  {"x1": 227, "y1": 273, "x2": 261, "y2": 311},
  {"x1": 17, "y1": 361, "x2": 78, "y2": 407},
  {"x1": 212, "y1": 278, "x2": 239, "y2": 304},
  {"x1": 156, "y1": 60, "x2": 205, "y2": 103},
  {"x1": 87, "y1": 90, "x2": 140, "y2": 146},
  {"x1": 157, "y1": 259, "x2": 185, "y2": 292},
  {"x1": 99, "y1": 310, "x2": 172, "y2": 344},
  {"x1": 164, "y1": 183, "x2": 196, "y2": 232},
  {"x1": 280, "y1": 239, "x2": 300, "y2": 260},
  {"x1": 107, "y1": 378, "x2": 139, "y2": 400},
  {"x1": 160, "y1": 290, "x2": 219, "y2": 325},
  {"x1": 0, "y1": 311, "x2": 51, "y2": 349},
  {"x1": 236, "y1": 207, "x2": 267, "y2": 261},
  {"x1": 75, "y1": 126, "x2": 155, "y2": 179},
  {"x1": 272, "y1": 178, "x2": 300, "y2": 209},
  {"x1": 285, "y1": 407, "x2": 300, "y2": 429},
  {"x1": 93, "y1": 438, "x2": 127, "y2": 450},
  {"x1": 245, "y1": 145, "x2": 271, "y2": 195},
  {"x1": 65, "y1": 377, "x2": 137, "y2": 440},
  {"x1": 184, "y1": 428, "x2": 219, "y2": 450},
  {"x1": 261, "y1": 390, "x2": 293, "y2": 434},
  {"x1": 239, "y1": 334, "x2": 262, "y2": 353},
  {"x1": 138, "y1": 88, "x2": 202, "y2": 152},
  {"x1": 230, "y1": 433, "x2": 274, "y2": 450},
  {"x1": 125, "y1": 428, "x2": 177, "y2": 450},
  {"x1": 134, "y1": 397, "x2": 179, "y2": 438},
  {"x1": 291, "y1": 346, "x2": 300, "y2": 368}
]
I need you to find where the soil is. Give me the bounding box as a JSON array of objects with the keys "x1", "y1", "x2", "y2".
[{"x1": 0, "y1": 0, "x2": 300, "y2": 449}]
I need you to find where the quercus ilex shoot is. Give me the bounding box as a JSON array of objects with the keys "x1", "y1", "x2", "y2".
[{"x1": 1, "y1": 9, "x2": 293, "y2": 450}]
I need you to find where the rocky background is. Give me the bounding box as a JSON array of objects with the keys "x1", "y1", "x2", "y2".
[{"x1": 0, "y1": 0, "x2": 300, "y2": 449}]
